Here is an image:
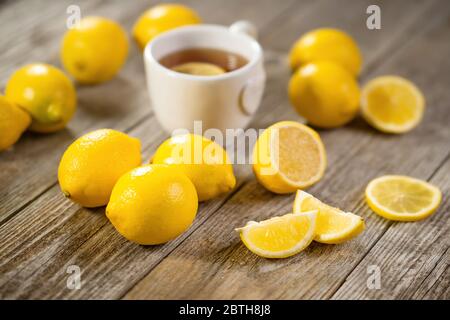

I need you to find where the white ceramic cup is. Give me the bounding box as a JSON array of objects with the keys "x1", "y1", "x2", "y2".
[{"x1": 144, "y1": 21, "x2": 266, "y2": 133}]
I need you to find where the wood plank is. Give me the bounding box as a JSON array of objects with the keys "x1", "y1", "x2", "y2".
[
  {"x1": 0, "y1": 0, "x2": 299, "y2": 225},
  {"x1": 0, "y1": 0, "x2": 303, "y2": 299},
  {"x1": 124, "y1": 1, "x2": 450, "y2": 299},
  {"x1": 332, "y1": 157, "x2": 450, "y2": 299}
]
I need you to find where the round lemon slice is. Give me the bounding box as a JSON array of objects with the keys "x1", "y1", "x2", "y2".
[
  {"x1": 236, "y1": 211, "x2": 317, "y2": 258},
  {"x1": 252, "y1": 121, "x2": 327, "y2": 194},
  {"x1": 172, "y1": 62, "x2": 226, "y2": 76},
  {"x1": 365, "y1": 175, "x2": 441, "y2": 221},
  {"x1": 361, "y1": 76, "x2": 425, "y2": 133},
  {"x1": 294, "y1": 190, "x2": 365, "y2": 244}
]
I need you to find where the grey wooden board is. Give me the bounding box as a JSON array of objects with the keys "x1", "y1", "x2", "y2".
[{"x1": 0, "y1": 0, "x2": 449, "y2": 299}]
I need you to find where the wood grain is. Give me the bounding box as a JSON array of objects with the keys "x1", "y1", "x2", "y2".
[{"x1": 0, "y1": 0, "x2": 299, "y2": 224}]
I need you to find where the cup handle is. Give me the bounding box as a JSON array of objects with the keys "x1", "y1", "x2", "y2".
[{"x1": 229, "y1": 20, "x2": 258, "y2": 40}]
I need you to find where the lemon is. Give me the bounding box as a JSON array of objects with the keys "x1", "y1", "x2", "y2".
[
  {"x1": 172, "y1": 62, "x2": 225, "y2": 76},
  {"x1": 106, "y1": 164, "x2": 198, "y2": 245},
  {"x1": 293, "y1": 190, "x2": 364, "y2": 244},
  {"x1": 289, "y1": 61, "x2": 360, "y2": 128},
  {"x1": 252, "y1": 121, "x2": 327, "y2": 194},
  {"x1": 58, "y1": 129, "x2": 142, "y2": 208},
  {"x1": 133, "y1": 4, "x2": 201, "y2": 51},
  {"x1": 236, "y1": 211, "x2": 317, "y2": 258},
  {"x1": 365, "y1": 175, "x2": 441, "y2": 221},
  {"x1": 5, "y1": 63, "x2": 76, "y2": 133},
  {"x1": 152, "y1": 134, "x2": 236, "y2": 201},
  {"x1": 361, "y1": 76, "x2": 425, "y2": 133},
  {"x1": 61, "y1": 16, "x2": 129, "y2": 84},
  {"x1": 0, "y1": 95, "x2": 31, "y2": 151},
  {"x1": 289, "y1": 28, "x2": 362, "y2": 76}
]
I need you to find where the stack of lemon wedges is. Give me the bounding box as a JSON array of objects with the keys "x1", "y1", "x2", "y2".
[{"x1": 236, "y1": 190, "x2": 365, "y2": 259}]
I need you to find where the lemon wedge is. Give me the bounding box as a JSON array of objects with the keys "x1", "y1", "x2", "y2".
[
  {"x1": 236, "y1": 211, "x2": 317, "y2": 258},
  {"x1": 361, "y1": 76, "x2": 425, "y2": 133},
  {"x1": 252, "y1": 121, "x2": 327, "y2": 194},
  {"x1": 365, "y1": 175, "x2": 441, "y2": 221},
  {"x1": 293, "y1": 190, "x2": 365, "y2": 244}
]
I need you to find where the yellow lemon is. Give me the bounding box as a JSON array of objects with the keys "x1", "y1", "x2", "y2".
[
  {"x1": 172, "y1": 62, "x2": 226, "y2": 76},
  {"x1": 132, "y1": 4, "x2": 201, "y2": 51},
  {"x1": 252, "y1": 121, "x2": 327, "y2": 194},
  {"x1": 365, "y1": 175, "x2": 441, "y2": 221},
  {"x1": 152, "y1": 134, "x2": 236, "y2": 201},
  {"x1": 293, "y1": 190, "x2": 365, "y2": 244},
  {"x1": 5, "y1": 63, "x2": 76, "y2": 133},
  {"x1": 106, "y1": 164, "x2": 198, "y2": 245},
  {"x1": 236, "y1": 211, "x2": 317, "y2": 258},
  {"x1": 0, "y1": 95, "x2": 31, "y2": 151},
  {"x1": 289, "y1": 61, "x2": 360, "y2": 128},
  {"x1": 61, "y1": 16, "x2": 129, "y2": 84},
  {"x1": 289, "y1": 28, "x2": 362, "y2": 76},
  {"x1": 361, "y1": 76, "x2": 425, "y2": 133},
  {"x1": 58, "y1": 129, "x2": 141, "y2": 208}
]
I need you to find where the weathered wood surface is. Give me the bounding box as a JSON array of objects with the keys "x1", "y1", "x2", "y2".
[{"x1": 0, "y1": 0, "x2": 449, "y2": 299}]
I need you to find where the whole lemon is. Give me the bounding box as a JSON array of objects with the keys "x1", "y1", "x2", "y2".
[
  {"x1": 132, "y1": 4, "x2": 201, "y2": 51},
  {"x1": 5, "y1": 63, "x2": 76, "y2": 133},
  {"x1": 58, "y1": 129, "x2": 141, "y2": 208},
  {"x1": 61, "y1": 16, "x2": 129, "y2": 84},
  {"x1": 289, "y1": 61, "x2": 360, "y2": 128},
  {"x1": 152, "y1": 134, "x2": 236, "y2": 201},
  {"x1": 106, "y1": 164, "x2": 198, "y2": 245},
  {"x1": 0, "y1": 95, "x2": 31, "y2": 151},
  {"x1": 289, "y1": 28, "x2": 362, "y2": 77}
]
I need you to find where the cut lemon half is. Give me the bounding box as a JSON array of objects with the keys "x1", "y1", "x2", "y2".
[
  {"x1": 236, "y1": 211, "x2": 317, "y2": 258},
  {"x1": 294, "y1": 190, "x2": 365, "y2": 244},
  {"x1": 252, "y1": 121, "x2": 327, "y2": 194},
  {"x1": 365, "y1": 175, "x2": 441, "y2": 221},
  {"x1": 361, "y1": 76, "x2": 425, "y2": 133}
]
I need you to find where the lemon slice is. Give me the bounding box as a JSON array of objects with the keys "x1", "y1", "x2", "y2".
[
  {"x1": 293, "y1": 190, "x2": 364, "y2": 244},
  {"x1": 236, "y1": 211, "x2": 317, "y2": 258},
  {"x1": 361, "y1": 76, "x2": 425, "y2": 133},
  {"x1": 252, "y1": 121, "x2": 327, "y2": 194},
  {"x1": 365, "y1": 175, "x2": 441, "y2": 221},
  {"x1": 172, "y1": 62, "x2": 226, "y2": 76}
]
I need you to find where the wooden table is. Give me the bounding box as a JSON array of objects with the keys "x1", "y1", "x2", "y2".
[{"x1": 0, "y1": 0, "x2": 449, "y2": 300}]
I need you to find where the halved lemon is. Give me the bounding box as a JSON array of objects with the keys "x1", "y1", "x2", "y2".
[
  {"x1": 252, "y1": 121, "x2": 327, "y2": 194},
  {"x1": 366, "y1": 175, "x2": 441, "y2": 221},
  {"x1": 294, "y1": 190, "x2": 365, "y2": 244},
  {"x1": 361, "y1": 76, "x2": 425, "y2": 133},
  {"x1": 236, "y1": 211, "x2": 317, "y2": 258}
]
